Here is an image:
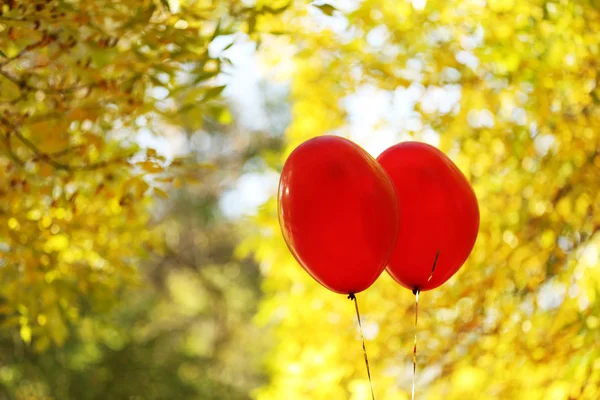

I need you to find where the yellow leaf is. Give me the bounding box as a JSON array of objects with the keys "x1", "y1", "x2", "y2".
[
  {"x1": 47, "y1": 307, "x2": 68, "y2": 346},
  {"x1": 44, "y1": 234, "x2": 69, "y2": 252},
  {"x1": 153, "y1": 187, "x2": 168, "y2": 199},
  {"x1": 20, "y1": 325, "x2": 32, "y2": 344},
  {"x1": 27, "y1": 119, "x2": 70, "y2": 153},
  {"x1": 139, "y1": 161, "x2": 163, "y2": 173},
  {"x1": 8, "y1": 217, "x2": 20, "y2": 231}
]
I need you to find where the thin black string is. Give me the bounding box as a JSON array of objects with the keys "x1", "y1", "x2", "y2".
[{"x1": 348, "y1": 293, "x2": 375, "y2": 400}]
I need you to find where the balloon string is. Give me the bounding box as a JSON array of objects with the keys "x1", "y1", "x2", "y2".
[
  {"x1": 412, "y1": 250, "x2": 439, "y2": 399},
  {"x1": 348, "y1": 293, "x2": 375, "y2": 400},
  {"x1": 411, "y1": 289, "x2": 419, "y2": 400}
]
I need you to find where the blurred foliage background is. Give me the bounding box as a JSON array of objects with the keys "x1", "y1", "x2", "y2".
[{"x1": 1, "y1": 0, "x2": 599, "y2": 399}]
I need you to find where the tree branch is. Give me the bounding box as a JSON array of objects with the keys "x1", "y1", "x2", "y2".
[
  {"x1": 0, "y1": 69, "x2": 96, "y2": 96},
  {"x1": 48, "y1": 144, "x2": 85, "y2": 158},
  {"x1": 0, "y1": 115, "x2": 132, "y2": 171},
  {"x1": 0, "y1": 36, "x2": 53, "y2": 68},
  {"x1": 1, "y1": 131, "x2": 25, "y2": 167}
]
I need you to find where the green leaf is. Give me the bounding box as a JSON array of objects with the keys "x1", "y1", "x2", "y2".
[
  {"x1": 313, "y1": 3, "x2": 337, "y2": 16},
  {"x1": 202, "y1": 85, "x2": 227, "y2": 102},
  {"x1": 211, "y1": 19, "x2": 222, "y2": 41},
  {"x1": 193, "y1": 70, "x2": 220, "y2": 85},
  {"x1": 0, "y1": 49, "x2": 7, "y2": 58},
  {"x1": 222, "y1": 40, "x2": 236, "y2": 51},
  {"x1": 178, "y1": 103, "x2": 197, "y2": 114}
]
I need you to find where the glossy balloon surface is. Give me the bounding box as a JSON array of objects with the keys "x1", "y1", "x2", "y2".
[
  {"x1": 377, "y1": 142, "x2": 479, "y2": 291},
  {"x1": 278, "y1": 136, "x2": 399, "y2": 294}
]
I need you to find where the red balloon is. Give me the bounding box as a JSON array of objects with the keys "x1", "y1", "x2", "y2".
[
  {"x1": 377, "y1": 142, "x2": 479, "y2": 292},
  {"x1": 278, "y1": 136, "x2": 399, "y2": 294}
]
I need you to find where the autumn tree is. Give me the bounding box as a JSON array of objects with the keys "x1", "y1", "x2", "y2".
[
  {"x1": 0, "y1": 0, "x2": 288, "y2": 348},
  {"x1": 246, "y1": 1, "x2": 600, "y2": 399},
  {"x1": 0, "y1": 0, "x2": 294, "y2": 398},
  {"x1": 0, "y1": 102, "x2": 283, "y2": 399}
]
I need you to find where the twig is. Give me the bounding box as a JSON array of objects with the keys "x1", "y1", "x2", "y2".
[
  {"x1": 0, "y1": 16, "x2": 35, "y2": 24},
  {"x1": 0, "y1": 115, "x2": 132, "y2": 171},
  {"x1": 0, "y1": 69, "x2": 96, "y2": 95},
  {"x1": 0, "y1": 37, "x2": 52, "y2": 68},
  {"x1": 1, "y1": 131, "x2": 25, "y2": 167},
  {"x1": 48, "y1": 144, "x2": 85, "y2": 158}
]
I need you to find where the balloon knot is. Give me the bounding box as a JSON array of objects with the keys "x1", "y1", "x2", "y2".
[
  {"x1": 412, "y1": 288, "x2": 420, "y2": 296},
  {"x1": 347, "y1": 293, "x2": 356, "y2": 300}
]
